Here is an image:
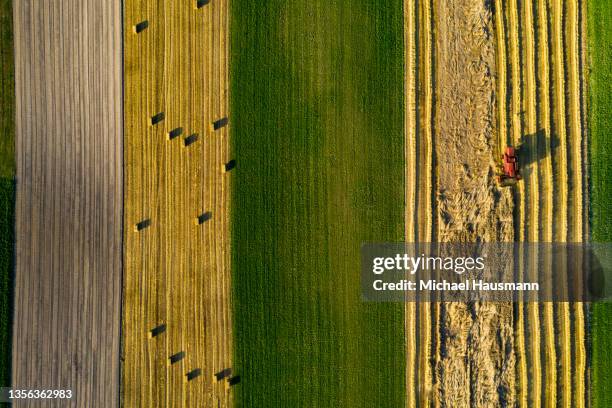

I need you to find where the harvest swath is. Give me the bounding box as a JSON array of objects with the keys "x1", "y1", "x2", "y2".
[
  {"x1": 230, "y1": 1, "x2": 406, "y2": 406},
  {"x1": 403, "y1": 0, "x2": 436, "y2": 405},
  {"x1": 403, "y1": 0, "x2": 437, "y2": 405}
]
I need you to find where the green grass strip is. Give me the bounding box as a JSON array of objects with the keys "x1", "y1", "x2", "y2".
[
  {"x1": 588, "y1": 0, "x2": 612, "y2": 407},
  {"x1": 0, "y1": 0, "x2": 14, "y2": 179},
  {"x1": 0, "y1": 180, "x2": 13, "y2": 389},
  {"x1": 230, "y1": 1, "x2": 405, "y2": 406},
  {"x1": 0, "y1": 0, "x2": 14, "y2": 390}
]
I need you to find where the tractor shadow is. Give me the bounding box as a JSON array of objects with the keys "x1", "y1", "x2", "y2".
[{"x1": 516, "y1": 129, "x2": 560, "y2": 168}]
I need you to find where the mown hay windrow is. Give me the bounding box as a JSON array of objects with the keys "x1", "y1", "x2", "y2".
[
  {"x1": 490, "y1": 0, "x2": 589, "y2": 406},
  {"x1": 403, "y1": 0, "x2": 418, "y2": 406},
  {"x1": 415, "y1": 0, "x2": 435, "y2": 404},
  {"x1": 565, "y1": 0, "x2": 588, "y2": 405}
]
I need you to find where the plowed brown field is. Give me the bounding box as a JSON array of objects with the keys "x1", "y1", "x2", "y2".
[{"x1": 12, "y1": 1, "x2": 123, "y2": 406}]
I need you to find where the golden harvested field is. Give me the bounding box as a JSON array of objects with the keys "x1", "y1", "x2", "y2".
[
  {"x1": 404, "y1": 0, "x2": 589, "y2": 405},
  {"x1": 122, "y1": 1, "x2": 232, "y2": 407}
]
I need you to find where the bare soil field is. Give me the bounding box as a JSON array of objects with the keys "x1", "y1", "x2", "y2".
[
  {"x1": 122, "y1": 1, "x2": 232, "y2": 407},
  {"x1": 11, "y1": 0, "x2": 123, "y2": 406}
]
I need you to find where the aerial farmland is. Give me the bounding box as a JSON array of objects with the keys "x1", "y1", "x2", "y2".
[{"x1": 0, "y1": 0, "x2": 609, "y2": 407}]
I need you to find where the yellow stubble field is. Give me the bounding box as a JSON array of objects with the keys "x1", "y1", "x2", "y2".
[{"x1": 122, "y1": 1, "x2": 232, "y2": 407}]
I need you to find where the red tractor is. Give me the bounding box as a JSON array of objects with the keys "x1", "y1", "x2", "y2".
[{"x1": 497, "y1": 146, "x2": 521, "y2": 187}]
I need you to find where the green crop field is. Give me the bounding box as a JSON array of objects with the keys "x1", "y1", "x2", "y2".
[
  {"x1": 230, "y1": 1, "x2": 405, "y2": 406},
  {"x1": 0, "y1": 0, "x2": 14, "y2": 390},
  {"x1": 588, "y1": 0, "x2": 612, "y2": 407}
]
